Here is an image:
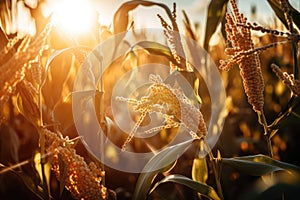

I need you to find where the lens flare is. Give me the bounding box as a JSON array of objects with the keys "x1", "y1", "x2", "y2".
[{"x1": 51, "y1": 0, "x2": 95, "y2": 35}]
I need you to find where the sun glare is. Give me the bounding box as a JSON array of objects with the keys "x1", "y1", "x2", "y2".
[{"x1": 51, "y1": 0, "x2": 95, "y2": 35}]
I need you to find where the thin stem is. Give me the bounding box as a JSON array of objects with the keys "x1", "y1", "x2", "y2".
[
  {"x1": 258, "y1": 111, "x2": 274, "y2": 158},
  {"x1": 97, "y1": 31, "x2": 106, "y2": 187},
  {"x1": 8, "y1": 97, "x2": 14, "y2": 125},
  {"x1": 292, "y1": 42, "x2": 299, "y2": 79},
  {"x1": 37, "y1": 55, "x2": 43, "y2": 128},
  {"x1": 280, "y1": 0, "x2": 299, "y2": 79},
  {"x1": 35, "y1": 55, "x2": 48, "y2": 198},
  {"x1": 259, "y1": 112, "x2": 268, "y2": 136},
  {"x1": 204, "y1": 141, "x2": 224, "y2": 200},
  {"x1": 39, "y1": 88, "x2": 43, "y2": 126},
  {"x1": 41, "y1": 160, "x2": 50, "y2": 200},
  {"x1": 266, "y1": 137, "x2": 274, "y2": 158},
  {"x1": 38, "y1": 128, "x2": 50, "y2": 199}
]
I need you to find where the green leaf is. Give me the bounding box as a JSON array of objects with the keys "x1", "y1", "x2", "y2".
[
  {"x1": 149, "y1": 174, "x2": 220, "y2": 200},
  {"x1": 267, "y1": 0, "x2": 300, "y2": 30},
  {"x1": 204, "y1": 0, "x2": 228, "y2": 51},
  {"x1": 222, "y1": 154, "x2": 300, "y2": 176},
  {"x1": 133, "y1": 139, "x2": 197, "y2": 200}
]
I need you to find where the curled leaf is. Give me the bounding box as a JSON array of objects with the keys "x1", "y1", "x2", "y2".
[
  {"x1": 133, "y1": 139, "x2": 197, "y2": 200},
  {"x1": 134, "y1": 41, "x2": 178, "y2": 65},
  {"x1": 149, "y1": 174, "x2": 220, "y2": 200},
  {"x1": 113, "y1": 0, "x2": 176, "y2": 34}
]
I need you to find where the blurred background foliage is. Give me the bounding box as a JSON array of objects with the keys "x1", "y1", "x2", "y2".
[{"x1": 0, "y1": 0, "x2": 300, "y2": 199}]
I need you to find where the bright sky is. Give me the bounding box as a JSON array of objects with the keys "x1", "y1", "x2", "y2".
[
  {"x1": 5, "y1": 0, "x2": 300, "y2": 37},
  {"x1": 90, "y1": 0, "x2": 299, "y2": 46},
  {"x1": 94, "y1": 0, "x2": 300, "y2": 26},
  {"x1": 94, "y1": 0, "x2": 300, "y2": 34}
]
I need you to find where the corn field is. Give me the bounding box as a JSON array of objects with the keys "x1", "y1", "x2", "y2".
[{"x1": 0, "y1": 0, "x2": 300, "y2": 199}]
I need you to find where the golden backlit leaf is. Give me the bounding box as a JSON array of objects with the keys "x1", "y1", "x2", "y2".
[
  {"x1": 34, "y1": 152, "x2": 51, "y2": 194},
  {"x1": 192, "y1": 158, "x2": 208, "y2": 184},
  {"x1": 204, "y1": 0, "x2": 228, "y2": 51},
  {"x1": 134, "y1": 41, "x2": 178, "y2": 65},
  {"x1": 150, "y1": 174, "x2": 221, "y2": 200},
  {"x1": 133, "y1": 139, "x2": 196, "y2": 200},
  {"x1": 16, "y1": 81, "x2": 40, "y2": 125}
]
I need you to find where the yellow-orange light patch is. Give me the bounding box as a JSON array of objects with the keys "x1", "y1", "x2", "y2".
[{"x1": 51, "y1": 0, "x2": 95, "y2": 35}]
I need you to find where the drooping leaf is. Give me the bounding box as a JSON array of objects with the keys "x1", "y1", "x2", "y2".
[
  {"x1": 112, "y1": 0, "x2": 179, "y2": 59},
  {"x1": 256, "y1": 183, "x2": 300, "y2": 200},
  {"x1": 134, "y1": 41, "x2": 178, "y2": 64},
  {"x1": 42, "y1": 46, "x2": 91, "y2": 110},
  {"x1": 267, "y1": 0, "x2": 300, "y2": 30},
  {"x1": 17, "y1": 172, "x2": 48, "y2": 200},
  {"x1": 43, "y1": 46, "x2": 91, "y2": 87},
  {"x1": 113, "y1": 1, "x2": 153, "y2": 34},
  {"x1": 52, "y1": 99, "x2": 74, "y2": 133},
  {"x1": 133, "y1": 139, "x2": 197, "y2": 200},
  {"x1": 269, "y1": 96, "x2": 300, "y2": 131},
  {"x1": 240, "y1": 170, "x2": 300, "y2": 199},
  {"x1": 113, "y1": 0, "x2": 175, "y2": 34},
  {"x1": 1, "y1": 166, "x2": 48, "y2": 200},
  {"x1": 204, "y1": 0, "x2": 228, "y2": 51},
  {"x1": 16, "y1": 81, "x2": 40, "y2": 125},
  {"x1": 222, "y1": 154, "x2": 300, "y2": 176},
  {"x1": 149, "y1": 174, "x2": 220, "y2": 200}
]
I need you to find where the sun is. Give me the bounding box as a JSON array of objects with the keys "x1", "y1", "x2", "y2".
[{"x1": 51, "y1": 0, "x2": 95, "y2": 35}]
